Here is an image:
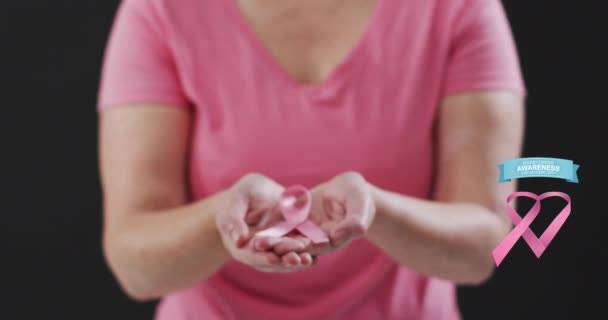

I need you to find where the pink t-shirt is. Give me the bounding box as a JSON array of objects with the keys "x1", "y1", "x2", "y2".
[{"x1": 98, "y1": 0, "x2": 525, "y2": 319}]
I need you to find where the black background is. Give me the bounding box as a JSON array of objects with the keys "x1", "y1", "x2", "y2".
[{"x1": 0, "y1": 0, "x2": 604, "y2": 319}]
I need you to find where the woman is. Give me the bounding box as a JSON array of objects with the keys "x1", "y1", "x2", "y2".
[{"x1": 98, "y1": 0, "x2": 525, "y2": 319}]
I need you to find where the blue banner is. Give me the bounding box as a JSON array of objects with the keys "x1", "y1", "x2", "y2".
[{"x1": 498, "y1": 157, "x2": 580, "y2": 183}]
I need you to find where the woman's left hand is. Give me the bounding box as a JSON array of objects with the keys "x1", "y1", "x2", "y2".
[{"x1": 305, "y1": 172, "x2": 377, "y2": 255}]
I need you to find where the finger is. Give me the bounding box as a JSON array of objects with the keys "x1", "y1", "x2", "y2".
[
  {"x1": 323, "y1": 197, "x2": 346, "y2": 220},
  {"x1": 331, "y1": 190, "x2": 372, "y2": 241},
  {"x1": 245, "y1": 208, "x2": 266, "y2": 226},
  {"x1": 299, "y1": 252, "x2": 313, "y2": 266},
  {"x1": 217, "y1": 197, "x2": 249, "y2": 247},
  {"x1": 251, "y1": 236, "x2": 282, "y2": 251},
  {"x1": 291, "y1": 235, "x2": 313, "y2": 249},
  {"x1": 307, "y1": 242, "x2": 334, "y2": 256},
  {"x1": 330, "y1": 216, "x2": 365, "y2": 247},
  {"x1": 281, "y1": 252, "x2": 302, "y2": 267},
  {"x1": 240, "y1": 249, "x2": 282, "y2": 268},
  {"x1": 256, "y1": 206, "x2": 285, "y2": 229},
  {"x1": 272, "y1": 236, "x2": 310, "y2": 255}
]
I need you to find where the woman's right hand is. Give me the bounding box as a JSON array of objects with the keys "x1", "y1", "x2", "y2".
[{"x1": 216, "y1": 173, "x2": 315, "y2": 272}]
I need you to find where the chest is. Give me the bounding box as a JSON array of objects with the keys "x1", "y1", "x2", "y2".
[
  {"x1": 178, "y1": 0, "x2": 445, "y2": 196},
  {"x1": 234, "y1": 0, "x2": 378, "y2": 85}
]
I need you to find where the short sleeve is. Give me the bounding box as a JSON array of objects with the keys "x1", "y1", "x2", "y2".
[
  {"x1": 442, "y1": 0, "x2": 526, "y2": 97},
  {"x1": 97, "y1": 0, "x2": 189, "y2": 111}
]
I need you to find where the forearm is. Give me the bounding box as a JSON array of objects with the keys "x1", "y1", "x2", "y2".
[
  {"x1": 367, "y1": 185, "x2": 508, "y2": 285},
  {"x1": 103, "y1": 191, "x2": 230, "y2": 300}
]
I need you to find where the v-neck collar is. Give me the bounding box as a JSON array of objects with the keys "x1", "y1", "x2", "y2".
[{"x1": 223, "y1": 0, "x2": 386, "y2": 100}]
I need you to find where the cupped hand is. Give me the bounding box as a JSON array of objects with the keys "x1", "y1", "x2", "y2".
[
  {"x1": 306, "y1": 172, "x2": 377, "y2": 255},
  {"x1": 215, "y1": 173, "x2": 315, "y2": 272}
]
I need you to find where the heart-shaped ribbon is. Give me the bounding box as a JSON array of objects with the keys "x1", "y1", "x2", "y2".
[
  {"x1": 256, "y1": 185, "x2": 329, "y2": 244},
  {"x1": 493, "y1": 192, "x2": 571, "y2": 266}
]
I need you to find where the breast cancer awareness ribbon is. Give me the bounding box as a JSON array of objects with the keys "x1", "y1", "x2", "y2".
[
  {"x1": 493, "y1": 192, "x2": 571, "y2": 266},
  {"x1": 256, "y1": 185, "x2": 329, "y2": 244}
]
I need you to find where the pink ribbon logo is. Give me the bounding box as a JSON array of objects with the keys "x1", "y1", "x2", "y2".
[
  {"x1": 256, "y1": 185, "x2": 329, "y2": 244},
  {"x1": 493, "y1": 192, "x2": 571, "y2": 266}
]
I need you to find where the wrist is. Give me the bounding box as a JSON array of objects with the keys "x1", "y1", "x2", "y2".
[
  {"x1": 205, "y1": 191, "x2": 233, "y2": 259},
  {"x1": 367, "y1": 183, "x2": 389, "y2": 240}
]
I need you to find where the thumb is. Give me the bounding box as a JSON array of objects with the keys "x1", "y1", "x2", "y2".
[
  {"x1": 218, "y1": 193, "x2": 250, "y2": 248},
  {"x1": 330, "y1": 192, "x2": 371, "y2": 244}
]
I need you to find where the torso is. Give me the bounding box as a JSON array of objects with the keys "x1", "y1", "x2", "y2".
[
  {"x1": 100, "y1": 0, "x2": 522, "y2": 318},
  {"x1": 151, "y1": 0, "x2": 468, "y2": 318}
]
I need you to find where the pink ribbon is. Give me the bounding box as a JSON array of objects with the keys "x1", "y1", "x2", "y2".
[
  {"x1": 493, "y1": 192, "x2": 571, "y2": 266},
  {"x1": 256, "y1": 185, "x2": 329, "y2": 244}
]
